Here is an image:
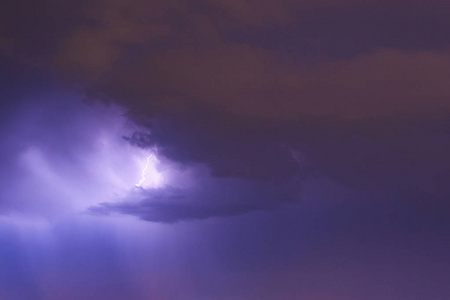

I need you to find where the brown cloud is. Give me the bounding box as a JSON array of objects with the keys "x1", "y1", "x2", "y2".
[
  {"x1": 3, "y1": 0, "x2": 450, "y2": 120},
  {"x1": 3, "y1": 0, "x2": 450, "y2": 196},
  {"x1": 95, "y1": 46, "x2": 450, "y2": 120}
]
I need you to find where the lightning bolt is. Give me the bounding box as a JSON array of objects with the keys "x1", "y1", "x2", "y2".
[{"x1": 136, "y1": 154, "x2": 154, "y2": 187}]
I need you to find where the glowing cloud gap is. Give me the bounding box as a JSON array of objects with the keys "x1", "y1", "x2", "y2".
[{"x1": 136, "y1": 154, "x2": 154, "y2": 187}]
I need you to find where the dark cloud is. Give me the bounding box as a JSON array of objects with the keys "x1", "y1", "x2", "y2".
[
  {"x1": 121, "y1": 110, "x2": 450, "y2": 199},
  {"x1": 292, "y1": 118, "x2": 450, "y2": 194},
  {"x1": 97, "y1": 47, "x2": 450, "y2": 122},
  {"x1": 3, "y1": 1, "x2": 450, "y2": 192},
  {"x1": 0, "y1": 0, "x2": 86, "y2": 65},
  {"x1": 125, "y1": 113, "x2": 304, "y2": 180},
  {"x1": 11, "y1": 0, "x2": 444, "y2": 197},
  {"x1": 90, "y1": 172, "x2": 301, "y2": 222},
  {"x1": 91, "y1": 198, "x2": 278, "y2": 223}
]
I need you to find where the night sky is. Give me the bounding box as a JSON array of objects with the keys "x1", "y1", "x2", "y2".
[{"x1": 1, "y1": 1, "x2": 450, "y2": 299}]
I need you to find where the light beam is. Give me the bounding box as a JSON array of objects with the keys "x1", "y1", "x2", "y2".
[{"x1": 136, "y1": 154, "x2": 154, "y2": 187}]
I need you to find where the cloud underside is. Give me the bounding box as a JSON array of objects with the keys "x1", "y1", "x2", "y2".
[
  {"x1": 91, "y1": 200, "x2": 279, "y2": 223},
  {"x1": 89, "y1": 182, "x2": 297, "y2": 223}
]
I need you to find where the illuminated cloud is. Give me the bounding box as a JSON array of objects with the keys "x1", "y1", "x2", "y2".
[
  {"x1": 134, "y1": 153, "x2": 163, "y2": 188},
  {"x1": 0, "y1": 94, "x2": 165, "y2": 217}
]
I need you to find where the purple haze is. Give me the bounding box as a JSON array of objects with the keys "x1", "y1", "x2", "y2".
[{"x1": 2, "y1": 0, "x2": 450, "y2": 299}]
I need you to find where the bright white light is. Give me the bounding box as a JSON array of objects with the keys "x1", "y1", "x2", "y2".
[
  {"x1": 136, "y1": 154, "x2": 153, "y2": 187},
  {"x1": 135, "y1": 153, "x2": 162, "y2": 188}
]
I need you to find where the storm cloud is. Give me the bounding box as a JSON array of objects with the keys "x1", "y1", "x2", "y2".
[{"x1": 2, "y1": 0, "x2": 450, "y2": 299}]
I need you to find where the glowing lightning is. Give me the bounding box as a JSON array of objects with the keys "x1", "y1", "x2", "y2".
[{"x1": 136, "y1": 154, "x2": 154, "y2": 187}]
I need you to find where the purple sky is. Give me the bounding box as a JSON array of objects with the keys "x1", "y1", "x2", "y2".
[{"x1": 1, "y1": 0, "x2": 450, "y2": 299}]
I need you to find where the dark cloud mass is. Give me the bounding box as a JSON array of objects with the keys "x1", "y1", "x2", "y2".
[
  {"x1": 4, "y1": 0, "x2": 450, "y2": 193},
  {"x1": 91, "y1": 197, "x2": 277, "y2": 223},
  {"x1": 90, "y1": 173, "x2": 300, "y2": 222},
  {"x1": 2, "y1": 0, "x2": 450, "y2": 299}
]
